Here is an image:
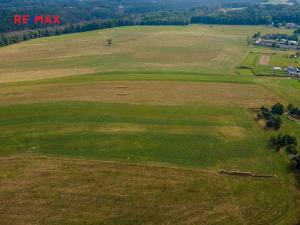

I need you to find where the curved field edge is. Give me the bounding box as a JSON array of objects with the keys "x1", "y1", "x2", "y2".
[{"x1": 0, "y1": 154, "x2": 294, "y2": 225}]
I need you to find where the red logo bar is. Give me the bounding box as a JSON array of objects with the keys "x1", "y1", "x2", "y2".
[{"x1": 14, "y1": 15, "x2": 61, "y2": 25}]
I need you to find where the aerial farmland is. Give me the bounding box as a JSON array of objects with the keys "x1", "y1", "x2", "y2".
[{"x1": 0, "y1": 0, "x2": 300, "y2": 223}]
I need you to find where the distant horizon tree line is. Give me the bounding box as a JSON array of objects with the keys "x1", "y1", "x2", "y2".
[
  {"x1": 3, "y1": 3, "x2": 300, "y2": 48},
  {"x1": 0, "y1": 16, "x2": 190, "y2": 47}
]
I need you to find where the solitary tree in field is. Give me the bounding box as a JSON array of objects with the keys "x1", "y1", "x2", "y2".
[{"x1": 106, "y1": 39, "x2": 112, "y2": 46}]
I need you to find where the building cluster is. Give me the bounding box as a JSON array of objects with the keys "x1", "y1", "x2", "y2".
[
  {"x1": 271, "y1": 66, "x2": 300, "y2": 78},
  {"x1": 286, "y1": 23, "x2": 299, "y2": 29},
  {"x1": 255, "y1": 39, "x2": 300, "y2": 50},
  {"x1": 284, "y1": 66, "x2": 300, "y2": 76},
  {"x1": 268, "y1": 22, "x2": 298, "y2": 29},
  {"x1": 253, "y1": 33, "x2": 300, "y2": 50}
]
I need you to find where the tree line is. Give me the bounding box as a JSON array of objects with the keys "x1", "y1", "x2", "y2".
[
  {"x1": 269, "y1": 134, "x2": 299, "y2": 169},
  {"x1": 0, "y1": 0, "x2": 265, "y2": 33},
  {"x1": 0, "y1": 18, "x2": 137, "y2": 47},
  {"x1": 0, "y1": 13, "x2": 195, "y2": 47},
  {"x1": 3, "y1": 2, "x2": 300, "y2": 47}
]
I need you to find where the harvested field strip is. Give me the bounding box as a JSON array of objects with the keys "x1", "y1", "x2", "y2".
[
  {"x1": 0, "y1": 123, "x2": 248, "y2": 139},
  {"x1": 0, "y1": 80, "x2": 282, "y2": 107},
  {"x1": 0, "y1": 154, "x2": 293, "y2": 225},
  {"x1": 259, "y1": 55, "x2": 270, "y2": 65},
  {"x1": 0, "y1": 71, "x2": 255, "y2": 86}
]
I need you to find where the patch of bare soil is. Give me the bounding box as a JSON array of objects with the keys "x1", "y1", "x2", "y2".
[{"x1": 259, "y1": 55, "x2": 270, "y2": 65}]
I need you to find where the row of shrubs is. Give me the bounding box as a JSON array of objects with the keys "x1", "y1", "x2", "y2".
[
  {"x1": 269, "y1": 134, "x2": 299, "y2": 169},
  {"x1": 0, "y1": 18, "x2": 137, "y2": 47},
  {"x1": 0, "y1": 16, "x2": 190, "y2": 47}
]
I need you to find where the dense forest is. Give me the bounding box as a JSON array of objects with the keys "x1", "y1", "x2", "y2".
[
  {"x1": 0, "y1": 0, "x2": 265, "y2": 33},
  {"x1": 2, "y1": 0, "x2": 300, "y2": 47}
]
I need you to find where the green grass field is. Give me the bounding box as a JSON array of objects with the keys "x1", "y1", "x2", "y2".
[
  {"x1": 0, "y1": 102, "x2": 288, "y2": 174},
  {"x1": 257, "y1": 77, "x2": 300, "y2": 106},
  {"x1": 0, "y1": 25, "x2": 300, "y2": 225},
  {"x1": 0, "y1": 25, "x2": 291, "y2": 83}
]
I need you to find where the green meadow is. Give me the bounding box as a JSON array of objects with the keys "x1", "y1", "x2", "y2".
[
  {"x1": 0, "y1": 102, "x2": 288, "y2": 174},
  {"x1": 0, "y1": 25, "x2": 291, "y2": 83}
]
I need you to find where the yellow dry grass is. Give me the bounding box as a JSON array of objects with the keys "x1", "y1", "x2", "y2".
[
  {"x1": 0, "y1": 122, "x2": 248, "y2": 140},
  {"x1": 0, "y1": 154, "x2": 292, "y2": 225},
  {"x1": 0, "y1": 25, "x2": 290, "y2": 83},
  {"x1": 0, "y1": 81, "x2": 282, "y2": 107}
]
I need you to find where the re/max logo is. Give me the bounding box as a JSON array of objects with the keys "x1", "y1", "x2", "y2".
[{"x1": 14, "y1": 15, "x2": 61, "y2": 25}]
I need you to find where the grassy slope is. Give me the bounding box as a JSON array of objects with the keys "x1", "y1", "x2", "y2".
[{"x1": 0, "y1": 25, "x2": 291, "y2": 83}]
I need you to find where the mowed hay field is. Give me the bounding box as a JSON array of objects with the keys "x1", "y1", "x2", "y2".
[
  {"x1": 0, "y1": 80, "x2": 282, "y2": 107},
  {"x1": 0, "y1": 155, "x2": 292, "y2": 225},
  {"x1": 0, "y1": 25, "x2": 291, "y2": 83},
  {"x1": 0, "y1": 25, "x2": 300, "y2": 225}
]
